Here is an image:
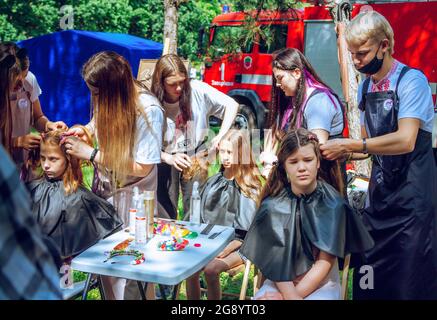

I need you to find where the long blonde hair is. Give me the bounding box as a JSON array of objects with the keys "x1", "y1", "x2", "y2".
[
  {"x1": 221, "y1": 129, "x2": 263, "y2": 203},
  {"x1": 82, "y1": 51, "x2": 144, "y2": 185}
]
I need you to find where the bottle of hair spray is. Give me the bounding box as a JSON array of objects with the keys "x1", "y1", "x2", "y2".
[{"x1": 143, "y1": 191, "x2": 155, "y2": 241}]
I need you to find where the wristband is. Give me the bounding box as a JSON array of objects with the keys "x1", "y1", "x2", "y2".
[
  {"x1": 362, "y1": 138, "x2": 368, "y2": 154},
  {"x1": 90, "y1": 148, "x2": 99, "y2": 163}
]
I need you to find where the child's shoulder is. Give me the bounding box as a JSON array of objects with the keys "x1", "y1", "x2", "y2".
[{"x1": 205, "y1": 172, "x2": 223, "y2": 183}]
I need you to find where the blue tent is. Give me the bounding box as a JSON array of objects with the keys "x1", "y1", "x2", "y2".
[{"x1": 18, "y1": 30, "x2": 163, "y2": 126}]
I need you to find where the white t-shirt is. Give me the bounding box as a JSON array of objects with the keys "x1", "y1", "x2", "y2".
[
  {"x1": 24, "y1": 71, "x2": 42, "y2": 103},
  {"x1": 93, "y1": 92, "x2": 164, "y2": 199},
  {"x1": 358, "y1": 61, "x2": 435, "y2": 133},
  {"x1": 163, "y1": 80, "x2": 238, "y2": 154},
  {"x1": 133, "y1": 93, "x2": 164, "y2": 165}
]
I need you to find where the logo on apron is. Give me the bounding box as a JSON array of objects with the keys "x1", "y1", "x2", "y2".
[
  {"x1": 18, "y1": 98, "x2": 29, "y2": 109},
  {"x1": 383, "y1": 99, "x2": 393, "y2": 111}
]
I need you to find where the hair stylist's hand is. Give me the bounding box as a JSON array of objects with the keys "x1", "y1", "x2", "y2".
[
  {"x1": 320, "y1": 139, "x2": 347, "y2": 161},
  {"x1": 62, "y1": 136, "x2": 94, "y2": 161},
  {"x1": 260, "y1": 151, "x2": 277, "y2": 179},
  {"x1": 210, "y1": 134, "x2": 223, "y2": 152},
  {"x1": 46, "y1": 120, "x2": 68, "y2": 131},
  {"x1": 170, "y1": 153, "x2": 192, "y2": 171},
  {"x1": 64, "y1": 126, "x2": 86, "y2": 139},
  {"x1": 16, "y1": 134, "x2": 41, "y2": 150},
  {"x1": 261, "y1": 164, "x2": 273, "y2": 179}
]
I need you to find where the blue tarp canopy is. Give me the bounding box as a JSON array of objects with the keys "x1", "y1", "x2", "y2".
[{"x1": 18, "y1": 30, "x2": 163, "y2": 126}]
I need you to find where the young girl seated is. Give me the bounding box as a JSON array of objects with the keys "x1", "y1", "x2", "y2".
[
  {"x1": 27, "y1": 128, "x2": 123, "y2": 261},
  {"x1": 186, "y1": 129, "x2": 263, "y2": 300},
  {"x1": 240, "y1": 128, "x2": 374, "y2": 300}
]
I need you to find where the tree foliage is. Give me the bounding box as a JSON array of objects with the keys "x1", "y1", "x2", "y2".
[
  {"x1": 205, "y1": 0, "x2": 308, "y2": 59},
  {"x1": 0, "y1": 0, "x2": 222, "y2": 61}
]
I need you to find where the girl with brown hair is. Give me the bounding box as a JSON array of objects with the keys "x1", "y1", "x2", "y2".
[
  {"x1": 261, "y1": 48, "x2": 346, "y2": 194},
  {"x1": 63, "y1": 51, "x2": 164, "y2": 299},
  {"x1": 185, "y1": 129, "x2": 263, "y2": 300},
  {"x1": 240, "y1": 128, "x2": 373, "y2": 300},
  {"x1": 151, "y1": 54, "x2": 239, "y2": 220}
]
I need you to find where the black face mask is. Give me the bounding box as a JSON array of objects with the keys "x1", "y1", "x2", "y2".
[{"x1": 357, "y1": 43, "x2": 384, "y2": 75}]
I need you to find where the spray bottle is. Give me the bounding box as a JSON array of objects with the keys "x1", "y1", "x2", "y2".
[
  {"x1": 190, "y1": 181, "x2": 201, "y2": 225},
  {"x1": 129, "y1": 187, "x2": 140, "y2": 235}
]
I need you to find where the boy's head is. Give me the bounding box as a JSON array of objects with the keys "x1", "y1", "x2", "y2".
[{"x1": 345, "y1": 10, "x2": 394, "y2": 73}]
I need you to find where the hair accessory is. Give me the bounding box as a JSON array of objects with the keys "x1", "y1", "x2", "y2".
[
  {"x1": 307, "y1": 133, "x2": 319, "y2": 143},
  {"x1": 90, "y1": 148, "x2": 99, "y2": 163},
  {"x1": 362, "y1": 138, "x2": 368, "y2": 154},
  {"x1": 103, "y1": 249, "x2": 145, "y2": 265}
]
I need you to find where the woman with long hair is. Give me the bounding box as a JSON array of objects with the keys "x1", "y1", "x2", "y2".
[
  {"x1": 63, "y1": 51, "x2": 164, "y2": 299},
  {"x1": 185, "y1": 129, "x2": 263, "y2": 300},
  {"x1": 0, "y1": 44, "x2": 20, "y2": 154},
  {"x1": 262, "y1": 48, "x2": 346, "y2": 194},
  {"x1": 151, "y1": 54, "x2": 239, "y2": 220},
  {"x1": 240, "y1": 128, "x2": 373, "y2": 300},
  {"x1": 0, "y1": 42, "x2": 67, "y2": 180}
]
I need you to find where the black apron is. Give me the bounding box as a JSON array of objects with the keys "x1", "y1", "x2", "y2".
[{"x1": 353, "y1": 67, "x2": 437, "y2": 300}]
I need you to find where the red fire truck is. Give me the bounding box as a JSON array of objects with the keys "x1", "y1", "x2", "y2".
[{"x1": 199, "y1": 0, "x2": 437, "y2": 133}]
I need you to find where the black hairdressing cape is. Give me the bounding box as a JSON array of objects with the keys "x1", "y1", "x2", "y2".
[
  {"x1": 200, "y1": 173, "x2": 257, "y2": 239},
  {"x1": 240, "y1": 180, "x2": 374, "y2": 282},
  {"x1": 28, "y1": 178, "x2": 123, "y2": 259}
]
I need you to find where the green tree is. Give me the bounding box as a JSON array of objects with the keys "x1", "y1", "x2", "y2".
[
  {"x1": 0, "y1": 0, "x2": 59, "y2": 41},
  {"x1": 73, "y1": 0, "x2": 134, "y2": 33},
  {"x1": 0, "y1": 0, "x2": 223, "y2": 62},
  {"x1": 177, "y1": 1, "x2": 221, "y2": 60}
]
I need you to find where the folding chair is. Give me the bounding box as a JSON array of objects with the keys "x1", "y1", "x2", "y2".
[
  {"x1": 198, "y1": 260, "x2": 260, "y2": 300},
  {"x1": 61, "y1": 274, "x2": 104, "y2": 300},
  {"x1": 340, "y1": 254, "x2": 351, "y2": 300},
  {"x1": 238, "y1": 260, "x2": 263, "y2": 300}
]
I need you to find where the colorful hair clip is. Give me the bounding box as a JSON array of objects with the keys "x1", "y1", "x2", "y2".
[{"x1": 307, "y1": 133, "x2": 319, "y2": 142}]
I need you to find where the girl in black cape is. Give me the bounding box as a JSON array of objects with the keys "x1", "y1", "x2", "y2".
[
  {"x1": 186, "y1": 129, "x2": 263, "y2": 300},
  {"x1": 240, "y1": 128, "x2": 374, "y2": 300},
  {"x1": 27, "y1": 128, "x2": 122, "y2": 261}
]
